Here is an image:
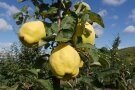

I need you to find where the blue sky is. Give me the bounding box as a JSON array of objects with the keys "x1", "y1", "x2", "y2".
[{"x1": 0, "y1": 0, "x2": 135, "y2": 50}]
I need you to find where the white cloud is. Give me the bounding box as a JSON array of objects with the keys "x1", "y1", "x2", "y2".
[
  {"x1": 0, "y1": 18, "x2": 13, "y2": 31},
  {"x1": 98, "y1": 9, "x2": 107, "y2": 17},
  {"x1": 0, "y1": 2, "x2": 19, "y2": 16},
  {"x1": 129, "y1": 8, "x2": 135, "y2": 22},
  {"x1": 124, "y1": 25, "x2": 135, "y2": 33},
  {"x1": 0, "y1": 42, "x2": 13, "y2": 51},
  {"x1": 93, "y1": 23, "x2": 104, "y2": 36},
  {"x1": 103, "y1": 0, "x2": 126, "y2": 6}
]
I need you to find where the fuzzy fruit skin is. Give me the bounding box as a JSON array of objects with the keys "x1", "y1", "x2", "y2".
[
  {"x1": 49, "y1": 43, "x2": 83, "y2": 80},
  {"x1": 19, "y1": 21, "x2": 46, "y2": 47},
  {"x1": 73, "y1": 22, "x2": 95, "y2": 45}
]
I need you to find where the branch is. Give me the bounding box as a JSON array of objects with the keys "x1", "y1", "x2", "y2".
[
  {"x1": 75, "y1": 2, "x2": 83, "y2": 14},
  {"x1": 57, "y1": 0, "x2": 61, "y2": 31}
]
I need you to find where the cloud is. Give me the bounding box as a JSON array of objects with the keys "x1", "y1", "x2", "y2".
[
  {"x1": 93, "y1": 23, "x2": 104, "y2": 36},
  {"x1": 0, "y1": 2, "x2": 19, "y2": 16},
  {"x1": 103, "y1": 0, "x2": 126, "y2": 6},
  {"x1": 129, "y1": 8, "x2": 135, "y2": 22},
  {"x1": 124, "y1": 25, "x2": 135, "y2": 33},
  {"x1": 0, "y1": 42, "x2": 13, "y2": 51},
  {"x1": 0, "y1": 18, "x2": 13, "y2": 31},
  {"x1": 98, "y1": 9, "x2": 107, "y2": 17}
]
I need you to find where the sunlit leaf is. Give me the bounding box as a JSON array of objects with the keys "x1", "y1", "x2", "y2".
[
  {"x1": 99, "y1": 58, "x2": 110, "y2": 68},
  {"x1": 89, "y1": 12, "x2": 104, "y2": 28}
]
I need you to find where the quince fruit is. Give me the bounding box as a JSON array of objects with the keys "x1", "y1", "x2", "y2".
[
  {"x1": 73, "y1": 22, "x2": 95, "y2": 45},
  {"x1": 49, "y1": 43, "x2": 83, "y2": 80},
  {"x1": 19, "y1": 21, "x2": 46, "y2": 47}
]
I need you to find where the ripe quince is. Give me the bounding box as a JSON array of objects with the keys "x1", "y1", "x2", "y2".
[
  {"x1": 49, "y1": 43, "x2": 83, "y2": 80},
  {"x1": 73, "y1": 22, "x2": 95, "y2": 45},
  {"x1": 19, "y1": 21, "x2": 46, "y2": 47}
]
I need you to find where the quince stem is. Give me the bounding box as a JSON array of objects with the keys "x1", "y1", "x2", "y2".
[{"x1": 52, "y1": 76, "x2": 60, "y2": 90}]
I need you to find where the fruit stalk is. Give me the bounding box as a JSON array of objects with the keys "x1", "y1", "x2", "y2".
[
  {"x1": 52, "y1": 0, "x2": 61, "y2": 89},
  {"x1": 52, "y1": 76, "x2": 60, "y2": 90}
]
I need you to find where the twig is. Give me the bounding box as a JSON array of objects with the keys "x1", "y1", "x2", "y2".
[{"x1": 67, "y1": 81, "x2": 74, "y2": 89}]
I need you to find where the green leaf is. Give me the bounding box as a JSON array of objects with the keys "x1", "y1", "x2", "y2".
[
  {"x1": 87, "y1": 45, "x2": 101, "y2": 66},
  {"x1": 79, "y1": 51, "x2": 89, "y2": 62},
  {"x1": 119, "y1": 81, "x2": 127, "y2": 90},
  {"x1": 16, "y1": 16, "x2": 23, "y2": 25},
  {"x1": 76, "y1": 43, "x2": 101, "y2": 66},
  {"x1": 51, "y1": 23, "x2": 59, "y2": 33},
  {"x1": 17, "y1": 69, "x2": 40, "y2": 78},
  {"x1": 13, "y1": 12, "x2": 22, "y2": 19},
  {"x1": 45, "y1": 23, "x2": 53, "y2": 36},
  {"x1": 38, "y1": 40, "x2": 47, "y2": 47},
  {"x1": 77, "y1": 76, "x2": 103, "y2": 89},
  {"x1": 13, "y1": 12, "x2": 24, "y2": 25},
  {"x1": 77, "y1": 76, "x2": 93, "y2": 85},
  {"x1": 21, "y1": 5, "x2": 29, "y2": 13},
  {"x1": 44, "y1": 43, "x2": 50, "y2": 49},
  {"x1": 48, "y1": 7, "x2": 58, "y2": 14},
  {"x1": 35, "y1": 6, "x2": 40, "y2": 13},
  {"x1": 43, "y1": 35, "x2": 56, "y2": 42},
  {"x1": 55, "y1": 15, "x2": 76, "y2": 42},
  {"x1": 40, "y1": 7, "x2": 58, "y2": 20},
  {"x1": 36, "y1": 79, "x2": 53, "y2": 90},
  {"x1": 97, "y1": 69, "x2": 119, "y2": 83},
  {"x1": 40, "y1": 12, "x2": 48, "y2": 18},
  {"x1": 83, "y1": 28, "x2": 90, "y2": 37},
  {"x1": 61, "y1": 15, "x2": 76, "y2": 30},
  {"x1": 74, "y1": 2, "x2": 91, "y2": 12},
  {"x1": 0, "y1": 84, "x2": 18, "y2": 90},
  {"x1": 81, "y1": 13, "x2": 90, "y2": 22},
  {"x1": 61, "y1": 0, "x2": 72, "y2": 10},
  {"x1": 89, "y1": 12, "x2": 104, "y2": 28},
  {"x1": 63, "y1": 87, "x2": 72, "y2": 90},
  {"x1": 55, "y1": 30, "x2": 71, "y2": 42},
  {"x1": 39, "y1": 3, "x2": 49, "y2": 11},
  {"x1": 99, "y1": 58, "x2": 110, "y2": 68}
]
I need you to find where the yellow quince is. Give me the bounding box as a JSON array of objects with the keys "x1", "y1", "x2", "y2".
[
  {"x1": 49, "y1": 43, "x2": 83, "y2": 80},
  {"x1": 73, "y1": 22, "x2": 95, "y2": 45},
  {"x1": 19, "y1": 21, "x2": 46, "y2": 47}
]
